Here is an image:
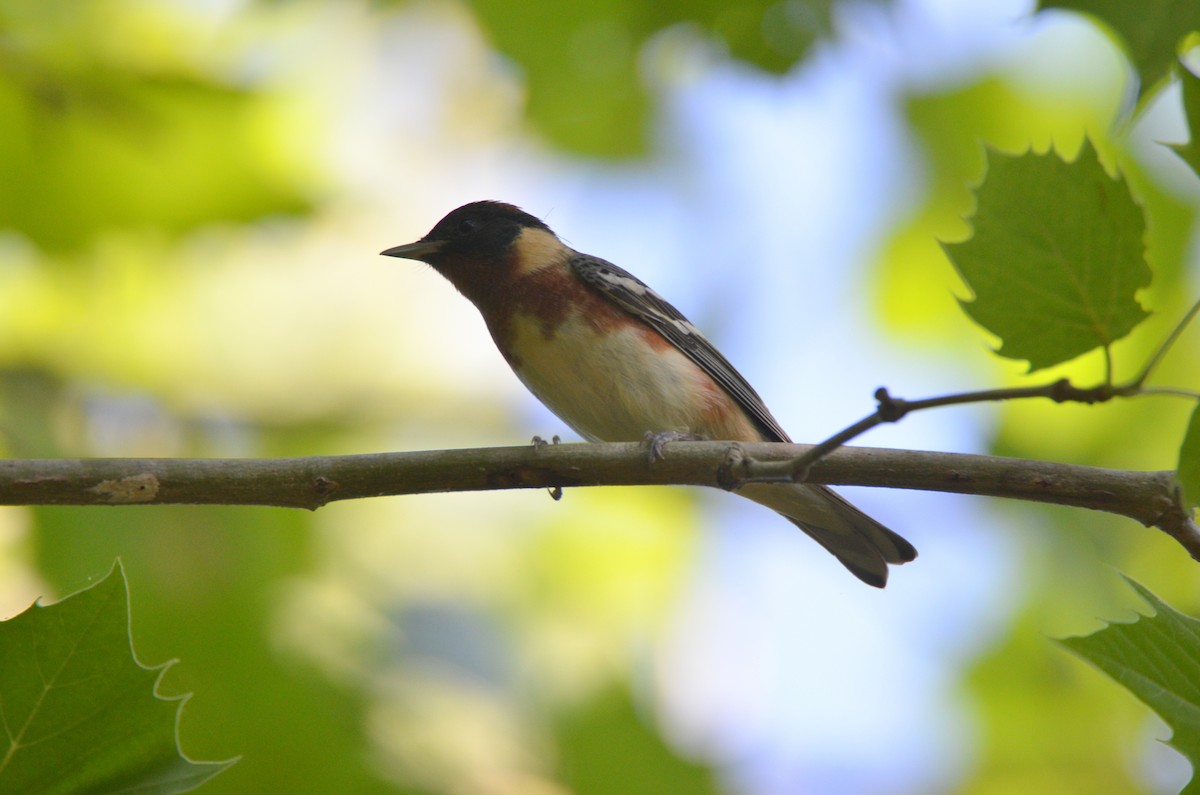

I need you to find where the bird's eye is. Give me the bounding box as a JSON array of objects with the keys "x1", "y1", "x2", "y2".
[{"x1": 456, "y1": 217, "x2": 480, "y2": 235}]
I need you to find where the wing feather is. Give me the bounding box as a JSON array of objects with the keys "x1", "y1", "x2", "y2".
[{"x1": 569, "y1": 254, "x2": 791, "y2": 443}]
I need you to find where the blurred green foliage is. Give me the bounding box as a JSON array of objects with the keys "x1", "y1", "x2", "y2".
[
  {"x1": 555, "y1": 685, "x2": 722, "y2": 795},
  {"x1": 0, "y1": 0, "x2": 311, "y2": 252},
  {"x1": 463, "y1": 0, "x2": 887, "y2": 155}
]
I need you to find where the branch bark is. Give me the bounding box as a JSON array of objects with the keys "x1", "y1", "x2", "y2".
[{"x1": 0, "y1": 442, "x2": 1195, "y2": 559}]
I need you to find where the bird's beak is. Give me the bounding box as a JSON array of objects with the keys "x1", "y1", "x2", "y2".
[{"x1": 380, "y1": 239, "x2": 444, "y2": 261}]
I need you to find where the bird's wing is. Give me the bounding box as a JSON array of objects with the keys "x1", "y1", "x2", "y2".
[{"x1": 570, "y1": 253, "x2": 791, "y2": 443}]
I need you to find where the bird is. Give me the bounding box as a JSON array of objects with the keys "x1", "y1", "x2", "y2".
[{"x1": 381, "y1": 201, "x2": 916, "y2": 586}]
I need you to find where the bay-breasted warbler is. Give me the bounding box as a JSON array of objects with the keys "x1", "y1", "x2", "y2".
[{"x1": 382, "y1": 201, "x2": 916, "y2": 587}]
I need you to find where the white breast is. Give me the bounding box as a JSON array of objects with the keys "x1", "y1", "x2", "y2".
[{"x1": 506, "y1": 311, "x2": 713, "y2": 442}]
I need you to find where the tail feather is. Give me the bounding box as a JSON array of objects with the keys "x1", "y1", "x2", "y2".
[{"x1": 738, "y1": 483, "x2": 916, "y2": 588}]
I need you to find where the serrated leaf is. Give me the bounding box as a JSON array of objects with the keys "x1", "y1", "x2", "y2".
[
  {"x1": 943, "y1": 142, "x2": 1151, "y2": 371},
  {"x1": 1171, "y1": 67, "x2": 1200, "y2": 180},
  {"x1": 1039, "y1": 0, "x2": 1200, "y2": 100},
  {"x1": 1057, "y1": 577, "x2": 1200, "y2": 793},
  {"x1": 1178, "y1": 403, "x2": 1200, "y2": 511},
  {"x1": 0, "y1": 561, "x2": 234, "y2": 795}
]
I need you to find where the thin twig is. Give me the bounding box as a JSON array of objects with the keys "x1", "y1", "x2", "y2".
[
  {"x1": 788, "y1": 300, "x2": 1200, "y2": 480},
  {"x1": 1139, "y1": 387, "x2": 1200, "y2": 400},
  {"x1": 788, "y1": 378, "x2": 1123, "y2": 481}
]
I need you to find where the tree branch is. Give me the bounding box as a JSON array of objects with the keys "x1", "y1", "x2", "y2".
[
  {"x1": 782, "y1": 299, "x2": 1200, "y2": 482},
  {"x1": 786, "y1": 379, "x2": 1132, "y2": 481},
  {"x1": 0, "y1": 442, "x2": 1195, "y2": 559}
]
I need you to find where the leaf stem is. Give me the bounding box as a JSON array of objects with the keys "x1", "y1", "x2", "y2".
[
  {"x1": 1132, "y1": 296, "x2": 1200, "y2": 388},
  {"x1": 1138, "y1": 387, "x2": 1200, "y2": 400}
]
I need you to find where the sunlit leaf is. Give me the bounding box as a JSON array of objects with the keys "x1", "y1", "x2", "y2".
[
  {"x1": 1057, "y1": 577, "x2": 1200, "y2": 794},
  {"x1": 1039, "y1": 0, "x2": 1200, "y2": 100},
  {"x1": 943, "y1": 141, "x2": 1150, "y2": 371},
  {"x1": 0, "y1": 561, "x2": 233, "y2": 795}
]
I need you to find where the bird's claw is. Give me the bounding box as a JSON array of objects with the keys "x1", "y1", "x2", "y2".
[
  {"x1": 643, "y1": 430, "x2": 705, "y2": 463},
  {"x1": 531, "y1": 435, "x2": 563, "y2": 500}
]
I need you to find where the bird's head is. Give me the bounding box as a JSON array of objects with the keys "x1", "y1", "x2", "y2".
[{"x1": 381, "y1": 201, "x2": 556, "y2": 290}]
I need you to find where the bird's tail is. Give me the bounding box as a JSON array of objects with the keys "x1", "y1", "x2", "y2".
[{"x1": 738, "y1": 483, "x2": 917, "y2": 587}]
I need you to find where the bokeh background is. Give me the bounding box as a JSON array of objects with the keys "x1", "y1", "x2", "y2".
[{"x1": 2, "y1": 0, "x2": 1198, "y2": 793}]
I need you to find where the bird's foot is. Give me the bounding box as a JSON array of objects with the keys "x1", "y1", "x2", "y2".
[
  {"x1": 643, "y1": 430, "x2": 705, "y2": 463},
  {"x1": 531, "y1": 435, "x2": 563, "y2": 500}
]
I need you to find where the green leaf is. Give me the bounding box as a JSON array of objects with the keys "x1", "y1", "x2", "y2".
[
  {"x1": 943, "y1": 141, "x2": 1151, "y2": 371},
  {"x1": 1039, "y1": 0, "x2": 1200, "y2": 100},
  {"x1": 1178, "y1": 403, "x2": 1200, "y2": 511},
  {"x1": 1171, "y1": 67, "x2": 1200, "y2": 180},
  {"x1": 0, "y1": 561, "x2": 234, "y2": 795},
  {"x1": 1057, "y1": 577, "x2": 1200, "y2": 793}
]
